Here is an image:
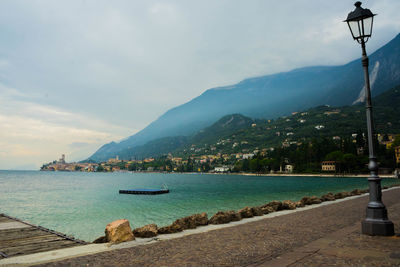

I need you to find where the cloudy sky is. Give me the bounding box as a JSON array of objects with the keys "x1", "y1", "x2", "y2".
[{"x1": 0, "y1": 0, "x2": 399, "y2": 170}]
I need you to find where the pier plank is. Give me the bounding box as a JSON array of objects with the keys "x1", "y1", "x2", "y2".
[
  {"x1": 0, "y1": 227, "x2": 51, "y2": 241},
  {"x1": 0, "y1": 214, "x2": 85, "y2": 258},
  {"x1": 0, "y1": 217, "x2": 14, "y2": 223},
  {"x1": 2, "y1": 240, "x2": 80, "y2": 257},
  {"x1": 0, "y1": 234, "x2": 64, "y2": 249}
]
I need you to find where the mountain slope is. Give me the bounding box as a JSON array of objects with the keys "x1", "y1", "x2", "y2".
[
  {"x1": 174, "y1": 85, "x2": 400, "y2": 157},
  {"x1": 111, "y1": 114, "x2": 254, "y2": 159},
  {"x1": 89, "y1": 33, "x2": 400, "y2": 162}
]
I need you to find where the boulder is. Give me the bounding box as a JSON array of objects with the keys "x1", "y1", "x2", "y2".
[
  {"x1": 350, "y1": 189, "x2": 363, "y2": 196},
  {"x1": 260, "y1": 201, "x2": 283, "y2": 212},
  {"x1": 301, "y1": 196, "x2": 322, "y2": 205},
  {"x1": 295, "y1": 201, "x2": 305, "y2": 208},
  {"x1": 173, "y1": 217, "x2": 196, "y2": 230},
  {"x1": 238, "y1": 207, "x2": 253, "y2": 218},
  {"x1": 321, "y1": 193, "x2": 335, "y2": 201},
  {"x1": 260, "y1": 206, "x2": 275, "y2": 214},
  {"x1": 158, "y1": 223, "x2": 183, "y2": 234},
  {"x1": 191, "y1": 212, "x2": 208, "y2": 226},
  {"x1": 172, "y1": 212, "x2": 208, "y2": 230},
  {"x1": 334, "y1": 192, "x2": 351, "y2": 199},
  {"x1": 251, "y1": 206, "x2": 264, "y2": 216},
  {"x1": 93, "y1": 236, "x2": 107, "y2": 243},
  {"x1": 133, "y1": 224, "x2": 158, "y2": 238},
  {"x1": 105, "y1": 219, "x2": 134, "y2": 243},
  {"x1": 281, "y1": 200, "x2": 297, "y2": 210},
  {"x1": 209, "y1": 210, "x2": 241, "y2": 224}
]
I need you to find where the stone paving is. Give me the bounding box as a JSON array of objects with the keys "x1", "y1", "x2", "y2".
[{"x1": 35, "y1": 187, "x2": 400, "y2": 267}]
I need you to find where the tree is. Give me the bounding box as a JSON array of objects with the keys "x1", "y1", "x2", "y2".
[
  {"x1": 96, "y1": 165, "x2": 105, "y2": 172},
  {"x1": 342, "y1": 153, "x2": 357, "y2": 173},
  {"x1": 356, "y1": 130, "x2": 365, "y2": 149},
  {"x1": 325, "y1": 150, "x2": 344, "y2": 162},
  {"x1": 392, "y1": 134, "x2": 400, "y2": 147},
  {"x1": 241, "y1": 159, "x2": 250, "y2": 172},
  {"x1": 74, "y1": 165, "x2": 82, "y2": 171}
]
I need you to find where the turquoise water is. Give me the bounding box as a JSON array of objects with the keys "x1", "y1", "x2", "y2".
[{"x1": 0, "y1": 170, "x2": 398, "y2": 242}]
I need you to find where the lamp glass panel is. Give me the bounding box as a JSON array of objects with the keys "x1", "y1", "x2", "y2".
[
  {"x1": 362, "y1": 17, "x2": 373, "y2": 36},
  {"x1": 348, "y1": 20, "x2": 361, "y2": 39}
]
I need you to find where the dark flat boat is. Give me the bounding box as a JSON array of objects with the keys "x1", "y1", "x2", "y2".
[
  {"x1": 120, "y1": 183, "x2": 169, "y2": 195},
  {"x1": 119, "y1": 188, "x2": 169, "y2": 195}
]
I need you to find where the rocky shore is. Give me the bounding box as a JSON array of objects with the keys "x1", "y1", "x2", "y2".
[
  {"x1": 94, "y1": 183, "x2": 400, "y2": 244},
  {"x1": 30, "y1": 186, "x2": 400, "y2": 266}
]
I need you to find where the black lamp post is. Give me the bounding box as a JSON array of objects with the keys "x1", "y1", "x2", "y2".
[{"x1": 344, "y1": 1, "x2": 394, "y2": 236}]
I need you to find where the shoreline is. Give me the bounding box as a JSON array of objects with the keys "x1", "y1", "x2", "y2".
[
  {"x1": 34, "y1": 168, "x2": 400, "y2": 179},
  {"x1": 94, "y1": 182, "x2": 400, "y2": 244},
  {"x1": 107, "y1": 170, "x2": 400, "y2": 178},
  {"x1": 3, "y1": 186, "x2": 400, "y2": 266},
  {"x1": 163, "y1": 171, "x2": 398, "y2": 178}
]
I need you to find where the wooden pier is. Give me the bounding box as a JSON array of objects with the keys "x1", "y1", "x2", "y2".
[{"x1": 0, "y1": 213, "x2": 86, "y2": 259}]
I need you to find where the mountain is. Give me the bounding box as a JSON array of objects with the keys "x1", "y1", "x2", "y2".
[
  {"x1": 173, "y1": 86, "x2": 400, "y2": 157},
  {"x1": 191, "y1": 114, "x2": 254, "y2": 144},
  {"x1": 89, "y1": 33, "x2": 400, "y2": 162},
  {"x1": 92, "y1": 86, "x2": 400, "y2": 161},
  {"x1": 110, "y1": 114, "x2": 254, "y2": 159}
]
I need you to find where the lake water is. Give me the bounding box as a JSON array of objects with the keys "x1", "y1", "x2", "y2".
[{"x1": 0, "y1": 170, "x2": 398, "y2": 242}]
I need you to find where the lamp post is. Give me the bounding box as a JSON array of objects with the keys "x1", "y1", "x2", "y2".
[{"x1": 344, "y1": 1, "x2": 394, "y2": 236}]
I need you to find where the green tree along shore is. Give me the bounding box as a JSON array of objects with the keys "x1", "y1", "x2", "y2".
[{"x1": 89, "y1": 134, "x2": 400, "y2": 175}]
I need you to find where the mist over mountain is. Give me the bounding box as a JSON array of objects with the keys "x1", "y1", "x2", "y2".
[{"x1": 89, "y1": 33, "x2": 400, "y2": 162}]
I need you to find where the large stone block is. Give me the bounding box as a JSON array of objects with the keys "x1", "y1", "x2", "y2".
[{"x1": 105, "y1": 219, "x2": 135, "y2": 243}]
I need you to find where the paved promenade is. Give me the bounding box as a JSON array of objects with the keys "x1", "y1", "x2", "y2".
[{"x1": 36, "y1": 187, "x2": 400, "y2": 267}]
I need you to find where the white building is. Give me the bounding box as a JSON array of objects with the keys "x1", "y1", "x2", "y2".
[
  {"x1": 214, "y1": 166, "x2": 230, "y2": 173},
  {"x1": 242, "y1": 153, "x2": 254, "y2": 159},
  {"x1": 285, "y1": 165, "x2": 294, "y2": 173}
]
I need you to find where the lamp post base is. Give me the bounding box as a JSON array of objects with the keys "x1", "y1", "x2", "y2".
[{"x1": 362, "y1": 216, "x2": 394, "y2": 236}]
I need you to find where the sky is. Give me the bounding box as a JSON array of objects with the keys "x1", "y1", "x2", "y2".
[{"x1": 0, "y1": 0, "x2": 399, "y2": 170}]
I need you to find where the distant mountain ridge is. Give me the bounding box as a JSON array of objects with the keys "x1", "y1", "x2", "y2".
[
  {"x1": 91, "y1": 86, "x2": 400, "y2": 161},
  {"x1": 89, "y1": 33, "x2": 400, "y2": 162},
  {"x1": 112, "y1": 114, "x2": 253, "y2": 159}
]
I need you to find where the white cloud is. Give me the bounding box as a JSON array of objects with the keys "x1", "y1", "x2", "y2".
[{"x1": 0, "y1": 84, "x2": 133, "y2": 169}]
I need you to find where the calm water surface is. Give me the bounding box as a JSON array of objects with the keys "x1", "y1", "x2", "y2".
[{"x1": 0, "y1": 170, "x2": 398, "y2": 241}]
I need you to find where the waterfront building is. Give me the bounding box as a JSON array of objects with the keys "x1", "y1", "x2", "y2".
[
  {"x1": 395, "y1": 146, "x2": 400, "y2": 164},
  {"x1": 214, "y1": 166, "x2": 230, "y2": 173},
  {"x1": 108, "y1": 156, "x2": 121, "y2": 164},
  {"x1": 285, "y1": 165, "x2": 294, "y2": 173},
  {"x1": 59, "y1": 154, "x2": 66, "y2": 164},
  {"x1": 321, "y1": 161, "x2": 336, "y2": 172}
]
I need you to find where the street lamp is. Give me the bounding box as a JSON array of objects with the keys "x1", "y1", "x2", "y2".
[{"x1": 344, "y1": 1, "x2": 394, "y2": 236}]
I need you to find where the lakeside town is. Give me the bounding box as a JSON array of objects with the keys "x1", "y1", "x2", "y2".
[{"x1": 41, "y1": 132, "x2": 400, "y2": 176}]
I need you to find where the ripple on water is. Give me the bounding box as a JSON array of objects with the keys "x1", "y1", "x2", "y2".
[{"x1": 0, "y1": 171, "x2": 398, "y2": 241}]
